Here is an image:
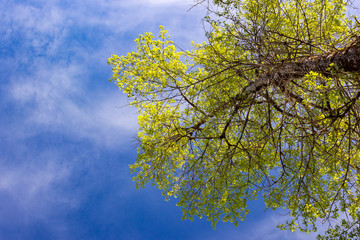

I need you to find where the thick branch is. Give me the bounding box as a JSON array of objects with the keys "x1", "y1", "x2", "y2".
[{"x1": 237, "y1": 39, "x2": 360, "y2": 99}]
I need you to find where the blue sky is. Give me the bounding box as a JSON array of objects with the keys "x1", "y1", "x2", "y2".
[{"x1": 1, "y1": 0, "x2": 356, "y2": 239}]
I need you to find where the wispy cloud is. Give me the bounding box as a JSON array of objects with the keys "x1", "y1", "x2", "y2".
[
  {"x1": 1, "y1": 0, "x2": 204, "y2": 47},
  {"x1": 136, "y1": 0, "x2": 193, "y2": 5},
  {"x1": 226, "y1": 212, "x2": 329, "y2": 240},
  {"x1": 0, "y1": 146, "x2": 76, "y2": 238},
  {"x1": 0, "y1": 155, "x2": 72, "y2": 208},
  {"x1": 8, "y1": 58, "x2": 137, "y2": 149},
  {"x1": 2, "y1": 0, "x2": 205, "y2": 149}
]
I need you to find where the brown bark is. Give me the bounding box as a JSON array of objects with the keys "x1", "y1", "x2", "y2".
[{"x1": 238, "y1": 39, "x2": 360, "y2": 99}]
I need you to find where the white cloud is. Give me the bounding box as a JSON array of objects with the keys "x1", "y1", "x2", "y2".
[
  {"x1": 0, "y1": 151, "x2": 76, "y2": 221},
  {"x1": 10, "y1": 4, "x2": 63, "y2": 34},
  {"x1": 0, "y1": 159, "x2": 69, "y2": 201},
  {"x1": 3, "y1": 0, "x2": 206, "y2": 150},
  {"x1": 1, "y1": 0, "x2": 201, "y2": 33},
  {"x1": 199, "y1": 211, "x2": 328, "y2": 240},
  {"x1": 0, "y1": 2, "x2": 67, "y2": 56},
  {"x1": 9, "y1": 58, "x2": 138, "y2": 149},
  {"x1": 135, "y1": 0, "x2": 194, "y2": 6}
]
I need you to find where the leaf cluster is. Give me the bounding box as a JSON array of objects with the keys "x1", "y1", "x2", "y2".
[{"x1": 108, "y1": 0, "x2": 360, "y2": 234}]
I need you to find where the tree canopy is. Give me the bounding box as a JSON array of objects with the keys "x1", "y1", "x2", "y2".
[{"x1": 108, "y1": 0, "x2": 360, "y2": 236}]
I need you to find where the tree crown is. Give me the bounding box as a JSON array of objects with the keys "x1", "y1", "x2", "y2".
[{"x1": 108, "y1": 0, "x2": 360, "y2": 234}]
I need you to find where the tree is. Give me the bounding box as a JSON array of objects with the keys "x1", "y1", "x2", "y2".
[{"x1": 108, "y1": 0, "x2": 360, "y2": 236}]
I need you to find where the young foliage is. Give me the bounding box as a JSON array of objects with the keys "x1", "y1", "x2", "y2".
[
  {"x1": 108, "y1": 0, "x2": 360, "y2": 235},
  {"x1": 316, "y1": 211, "x2": 360, "y2": 240}
]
